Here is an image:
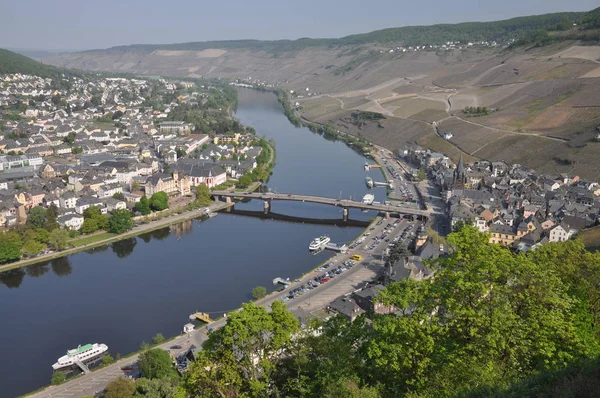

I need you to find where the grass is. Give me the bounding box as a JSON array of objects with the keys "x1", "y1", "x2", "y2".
[
  {"x1": 417, "y1": 132, "x2": 478, "y2": 164},
  {"x1": 69, "y1": 232, "x2": 117, "y2": 247},
  {"x1": 577, "y1": 229, "x2": 600, "y2": 252}
]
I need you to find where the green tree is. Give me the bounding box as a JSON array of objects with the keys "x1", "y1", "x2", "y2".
[
  {"x1": 152, "y1": 333, "x2": 166, "y2": 345},
  {"x1": 49, "y1": 228, "x2": 69, "y2": 250},
  {"x1": 252, "y1": 286, "x2": 267, "y2": 300},
  {"x1": 238, "y1": 175, "x2": 253, "y2": 188},
  {"x1": 136, "y1": 195, "x2": 151, "y2": 215},
  {"x1": 51, "y1": 372, "x2": 66, "y2": 385},
  {"x1": 81, "y1": 218, "x2": 99, "y2": 234},
  {"x1": 150, "y1": 192, "x2": 169, "y2": 211},
  {"x1": 138, "y1": 349, "x2": 177, "y2": 380},
  {"x1": 45, "y1": 205, "x2": 60, "y2": 231},
  {"x1": 183, "y1": 301, "x2": 299, "y2": 397},
  {"x1": 102, "y1": 354, "x2": 114, "y2": 366},
  {"x1": 21, "y1": 239, "x2": 45, "y2": 256},
  {"x1": 112, "y1": 192, "x2": 126, "y2": 201},
  {"x1": 108, "y1": 209, "x2": 133, "y2": 234},
  {"x1": 194, "y1": 184, "x2": 212, "y2": 206},
  {"x1": 104, "y1": 377, "x2": 135, "y2": 398},
  {"x1": 27, "y1": 206, "x2": 47, "y2": 229},
  {"x1": 133, "y1": 378, "x2": 180, "y2": 398},
  {"x1": 83, "y1": 206, "x2": 108, "y2": 230},
  {"x1": 0, "y1": 239, "x2": 22, "y2": 263}
]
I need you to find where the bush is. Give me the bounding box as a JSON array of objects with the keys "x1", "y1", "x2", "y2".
[{"x1": 51, "y1": 372, "x2": 66, "y2": 385}]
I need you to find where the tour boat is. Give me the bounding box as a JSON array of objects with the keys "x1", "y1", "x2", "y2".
[
  {"x1": 52, "y1": 343, "x2": 108, "y2": 370},
  {"x1": 309, "y1": 235, "x2": 331, "y2": 251}
]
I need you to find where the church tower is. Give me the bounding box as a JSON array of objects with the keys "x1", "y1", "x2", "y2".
[{"x1": 453, "y1": 154, "x2": 467, "y2": 189}]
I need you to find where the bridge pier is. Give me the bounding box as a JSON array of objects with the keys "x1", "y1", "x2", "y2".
[
  {"x1": 342, "y1": 207, "x2": 349, "y2": 221},
  {"x1": 384, "y1": 211, "x2": 390, "y2": 219},
  {"x1": 263, "y1": 200, "x2": 271, "y2": 214},
  {"x1": 225, "y1": 196, "x2": 232, "y2": 204}
]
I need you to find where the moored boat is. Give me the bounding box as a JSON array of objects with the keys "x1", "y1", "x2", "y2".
[{"x1": 52, "y1": 343, "x2": 108, "y2": 370}]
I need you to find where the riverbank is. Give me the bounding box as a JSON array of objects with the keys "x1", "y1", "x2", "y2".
[{"x1": 0, "y1": 140, "x2": 275, "y2": 274}]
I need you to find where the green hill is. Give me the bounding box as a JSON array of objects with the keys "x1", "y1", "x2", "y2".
[
  {"x1": 93, "y1": 9, "x2": 595, "y2": 54},
  {"x1": 0, "y1": 48, "x2": 65, "y2": 77}
]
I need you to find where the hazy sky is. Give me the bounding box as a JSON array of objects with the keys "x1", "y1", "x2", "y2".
[{"x1": 1, "y1": 0, "x2": 597, "y2": 50}]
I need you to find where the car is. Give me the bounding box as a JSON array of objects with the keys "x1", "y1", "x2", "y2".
[
  {"x1": 287, "y1": 194, "x2": 292, "y2": 197},
  {"x1": 170, "y1": 345, "x2": 182, "y2": 349},
  {"x1": 439, "y1": 244, "x2": 444, "y2": 251},
  {"x1": 121, "y1": 365, "x2": 134, "y2": 371}
]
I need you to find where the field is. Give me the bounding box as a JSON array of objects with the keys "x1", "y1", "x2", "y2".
[
  {"x1": 417, "y1": 133, "x2": 478, "y2": 164},
  {"x1": 578, "y1": 227, "x2": 600, "y2": 251},
  {"x1": 437, "y1": 117, "x2": 508, "y2": 155},
  {"x1": 381, "y1": 97, "x2": 447, "y2": 122}
]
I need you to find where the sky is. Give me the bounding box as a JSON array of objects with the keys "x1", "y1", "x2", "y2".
[{"x1": 1, "y1": 0, "x2": 597, "y2": 51}]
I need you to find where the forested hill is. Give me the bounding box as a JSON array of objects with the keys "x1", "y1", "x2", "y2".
[
  {"x1": 91, "y1": 9, "x2": 595, "y2": 53},
  {"x1": 0, "y1": 48, "x2": 67, "y2": 78}
]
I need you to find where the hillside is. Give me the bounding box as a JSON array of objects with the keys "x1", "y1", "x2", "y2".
[
  {"x1": 0, "y1": 48, "x2": 65, "y2": 78},
  {"x1": 42, "y1": 7, "x2": 600, "y2": 179}
]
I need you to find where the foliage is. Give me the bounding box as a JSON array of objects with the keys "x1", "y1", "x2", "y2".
[
  {"x1": 51, "y1": 372, "x2": 66, "y2": 385},
  {"x1": 463, "y1": 106, "x2": 493, "y2": 116},
  {"x1": 82, "y1": 206, "x2": 108, "y2": 233},
  {"x1": 49, "y1": 228, "x2": 69, "y2": 250},
  {"x1": 251, "y1": 286, "x2": 267, "y2": 300},
  {"x1": 181, "y1": 227, "x2": 600, "y2": 397},
  {"x1": 150, "y1": 192, "x2": 169, "y2": 212},
  {"x1": 194, "y1": 184, "x2": 212, "y2": 206},
  {"x1": 136, "y1": 195, "x2": 151, "y2": 215},
  {"x1": 81, "y1": 218, "x2": 99, "y2": 234},
  {"x1": 102, "y1": 354, "x2": 114, "y2": 365},
  {"x1": 152, "y1": 333, "x2": 166, "y2": 345},
  {"x1": 108, "y1": 209, "x2": 133, "y2": 234},
  {"x1": 104, "y1": 377, "x2": 135, "y2": 398},
  {"x1": 0, "y1": 48, "x2": 77, "y2": 79},
  {"x1": 237, "y1": 175, "x2": 252, "y2": 188},
  {"x1": 0, "y1": 233, "x2": 22, "y2": 263},
  {"x1": 182, "y1": 301, "x2": 299, "y2": 397},
  {"x1": 133, "y1": 377, "x2": 180, "y2": 398},
  {"x1": 138, "y1": 348, "x2": 177, "y2": 380},
  {"x1": 21, "y1": 239, "x2": 45, "y2": 256},
  {"x1": 26, "y1": 206, "x2": 47, "y2": 229}
]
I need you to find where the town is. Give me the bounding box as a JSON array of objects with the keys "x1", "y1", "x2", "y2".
[{"x1": 0, "y1": 72, "x2": 272, "y2": 262}]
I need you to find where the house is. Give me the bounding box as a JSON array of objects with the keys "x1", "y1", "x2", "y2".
[
  {"x1": 548, "y1": 223, "x2": 576, "y2": 242},
  {"x1": 58, "y1": 213, "x2": 84, "y2": 230},
  {"x1": 145, "y1": 171, "x2": 191, "y2": 196},
  {"x1": 75, "y1": 196, "x2": 104, "y2": 214},
  {"x1": 327, "y1": 296, "x2": 365, "y2": 322},
  {"x1": 176, "y1": 162, "x2": 227, "y2": 188},
  {"x1": 103, "y1": 197, "x2": 127, "y2": 211},
  {"x1": 98, "y1": 183, "x2": 123, "y2": 198},
  {"x1": 489, "y1": 224, "x2": 517, "y2": 245},
  {"x1": 352, "y1": 284, "x2": 396, "y2": 315},
  {"x1": 158, "y1": 121, "x2": 193, "y2": 135}
]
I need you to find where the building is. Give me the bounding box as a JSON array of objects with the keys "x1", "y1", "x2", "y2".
[
  {"x1": 352, "y1": 284, "x2": 396, "y2": 315},
  {"x1": 548, "y1": 223, "x2": 576, "y2": 242},
  {"x1": 159, "y1": 121, "x2": 194, "y2": 135},
  {"x1": 145, "y1": 171, "x2": 191, "y2": 196},
  {"x1": 98, "y1": 183, "x2": 123, "y2": 198},
  {"x1": 58, "y1": 213, "x2": 84, "y2": 230}
]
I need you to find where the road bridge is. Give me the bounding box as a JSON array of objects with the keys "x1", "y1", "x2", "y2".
[{"x1": 211, "y1": 190, "x2": 432, "y2": 220}]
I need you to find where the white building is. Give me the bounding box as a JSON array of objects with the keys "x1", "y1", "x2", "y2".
[{"x1": 58, "y1": 214, "x2": 84, "y2": 230}]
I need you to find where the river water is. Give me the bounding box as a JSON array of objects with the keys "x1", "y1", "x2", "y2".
[{"x1": 0, "y1": 88, "x2": 387, "y2": 397}]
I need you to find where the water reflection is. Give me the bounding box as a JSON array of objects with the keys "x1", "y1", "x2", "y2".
[
  {"x1": 0, "y1": 268, "x2": 25, "y2": 288},
  {"x1": 111, "y1": 237, "x2": 138, "y2": 259},
  {"x1": 25, "y1": 262, "x2": 50, "y2": 278},
  {"x1": 51, "y1": 257, "x2": 72, "y2": 277}
]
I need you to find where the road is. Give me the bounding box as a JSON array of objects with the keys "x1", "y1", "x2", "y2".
[{"x1": 29, "y1": 216, "x2": 414, "y2": 398}]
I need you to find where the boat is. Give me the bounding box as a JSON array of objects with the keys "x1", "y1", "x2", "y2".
[
  {"x1": 52, "y1": 343, "x2": 109, "y2": 370},
  {"x1": 365, "y1": 176, "x2": 374, "y2": 188},
  {"x1": 309, "y1": 235, "x2": 331, "y2": 251},
  {"x1": 362, "y1": 193, "x2": 375, "y2": 205}
]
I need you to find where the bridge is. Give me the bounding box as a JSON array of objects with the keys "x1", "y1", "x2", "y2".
[
  {"x1": 220, "y1": 208, "x2": 370, "y2": 228},
  {"x1": 211, "y1": 190, "x2": 431, "y2": 220}
]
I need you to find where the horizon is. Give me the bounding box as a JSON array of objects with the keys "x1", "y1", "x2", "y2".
[{"x1": 1, "y1": 0, "x2": 597, "y2": 51}]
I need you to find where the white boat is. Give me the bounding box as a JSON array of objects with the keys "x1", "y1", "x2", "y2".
[
  {"x1": 362, "y1": 193, "x2": 375, "y2": 205},
  {"x1": 52, "y1": 343, "x2": 108, "y2": 370},
  {"x1": 309, "y1": 235, "x2": 331, "y2": 251}
]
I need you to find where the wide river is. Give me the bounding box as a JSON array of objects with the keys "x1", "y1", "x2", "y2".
[{"x1": 0, "y1": 88, "x2": 387, "y2": 397}]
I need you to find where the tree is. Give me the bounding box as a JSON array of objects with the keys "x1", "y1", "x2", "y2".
[
  {"x1": 194, "y1": 184, "x2": 212, "y2": 206},
  {"x1": 138, "y1": 349, "x2": 177, "y2": 379},
  {"x1": 0, "y1": 239, "x2": 22, "y2": 263},
  {"x1": 184, "y1": 301, "x2": 299, "y2": 396},
  {"x1": 152, "y1": 333, "x2": 166, "y2": 345},
  {"x1": 45, "y1": 205, "x2": 60, "y2": 231},
  {"x1": 49, "y1": 228, "x2": 69, "y2": 250},
  {"x1": 150, "y1": 192, "x2": 169, "y2": 212},
  {"x1": 83, "y1": 206, "x2": 108, "y2": 231},
  {"x1": 102, "y1": 354, "x2": 114, "y2": 366},
  {"x1": 51, "y1": 372, "x2": 66, "y2": 385},
  {"x1": 252, "y1": 286, "x2": 267, "y2": 300},
  {"x1": 108, "y1": 209, "x2": 133, "y2": 234},
  {"x1": 136, "y1": 195, "x2": 151, "y2": 215},
  {"x1": 133, "y1": 378, "x2": 180, "y2": 398},
  {"x1": 238, "y1": 175, "x2": 253, "y2": 188},
  {"x1": 104, "y1": 377, "x2": 135, "y2": 398},
  {"x1": 112, "y1": 192, "x2": 126, "y2": 201},
  {"x1": 81, "y1": 218, "x2": 99, "y2": 234},
  {"x1": 21, "y1": 239, "x2": 45, "y2": 256},
  {"x1": 27, "y1": 206, "x2": 47, "y2": 229}
]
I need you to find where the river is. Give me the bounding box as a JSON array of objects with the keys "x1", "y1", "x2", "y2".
[{"x1": 0, "y1": 88, "x2": 387, "y2": 397}]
